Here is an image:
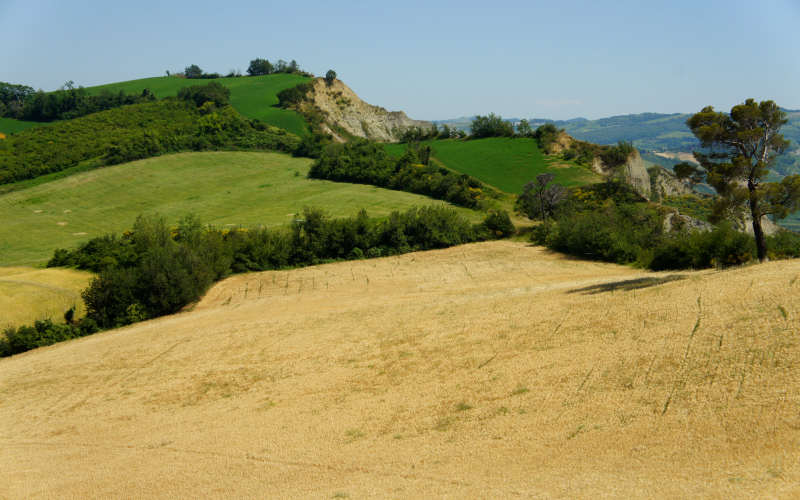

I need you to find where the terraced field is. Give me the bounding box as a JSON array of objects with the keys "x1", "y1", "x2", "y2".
[{"x1": 0, "y1": 151, "x2": 480, "y2": 266}]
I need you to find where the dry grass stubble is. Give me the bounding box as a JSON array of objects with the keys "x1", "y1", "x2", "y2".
[{"x1": 1, "y1": 241, "x2": 799, "y2": 498}]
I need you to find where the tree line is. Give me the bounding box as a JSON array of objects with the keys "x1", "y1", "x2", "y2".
[
  {"x1": 179, "y1": 58, "x2": 312, "y2": 79},
  {"x1": 0, "y1": 206, "x2": 514, "y2": 356},
  {"x1": 0, "y1": 81, "x2": 156, "y2": 122}
]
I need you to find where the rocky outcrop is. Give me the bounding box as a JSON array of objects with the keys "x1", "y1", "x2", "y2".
[
  {"x1": 592, "y1": 150, "x2": 651, "y2": 200},
  {"x1": 663, "y1": 212, "x2": 713, "y2": 233},
  {"x1": 649, "y1": 166, "x2": 692, "y2": 202},
  {"x1": 302, "y1": 79, "x2": 432, "y2": 142},
  {"x1": 740, "y1": 213, "x2": 782, "y2": 236}
]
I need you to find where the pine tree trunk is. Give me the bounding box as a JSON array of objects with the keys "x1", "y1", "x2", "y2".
[{"x1": 748, "y1": 184, "x2": 768, "y2": 262}]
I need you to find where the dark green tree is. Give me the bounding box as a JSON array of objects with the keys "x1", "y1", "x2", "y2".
[
  {"x1": 687, "y1": 99, "x2": 800, "y2": 262},
  {"x1": 184, "y1": 64, "x2": 203, "y2": 79},
  {"x1": 470, "y1": 113, "x2": 514, "y2": 138},
  {"x1": 247, "y1": 58, "x2": 273, "y2": 76},
  {"x1": 325, "y1": 70, "x2": 337, "y2": 86}
]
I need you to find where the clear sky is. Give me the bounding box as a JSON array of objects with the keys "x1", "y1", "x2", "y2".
[{"x1": 2, "y1": 0, "x2": 798, "y2": 120}]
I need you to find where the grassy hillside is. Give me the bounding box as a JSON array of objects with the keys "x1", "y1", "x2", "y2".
[
  {"x1": 87, "y1": 74, "x2": 311, "y2": 136},
  {"x1": 0, "y1": 151, "x2": 480, "y2": 266},
  {"x1": 385, "y1": 137, "x2": 599, "y2": 193},
  {"x1": 0, "y1": 99, "x2": 299, "y2": 185},
  {"x1": 0, "y1": 267, "x2": 92, "y2": 327},
  {"x1": 0, "y1": 117, "x2": 42, "y2": 135},
  {"x1": 1, "y1": 241, "x2": 798, "y2": 497}
]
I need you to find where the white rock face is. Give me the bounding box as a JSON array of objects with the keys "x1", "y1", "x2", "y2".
[
  {"x1": 305, "y1": 79, "x2": 432, "y2": 142},
  {"x1": 592, "y1": 150, "x2": 651, "y2": 200},
  {"x1": 650, "y1": 166, "x2": 692, "y2": 201}
]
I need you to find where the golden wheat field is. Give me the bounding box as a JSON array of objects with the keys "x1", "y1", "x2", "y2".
[
  {"x1": 1, "y1": 241, "x2": 799, "y2": 498},
  {"x1": 0, "y1": 267, "x2": 92, "y2": 328}
]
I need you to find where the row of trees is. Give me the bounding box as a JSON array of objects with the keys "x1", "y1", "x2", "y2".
[
  {"x1": 44, "y1": 207, "x2": 513, "y2": 331},
  {"x1": 181, "y1": 58, "x2": 309, "y2": 79}
]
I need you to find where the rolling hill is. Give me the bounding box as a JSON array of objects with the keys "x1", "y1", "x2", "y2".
[
  {"x1": 0, "y1": 151, "x2": 481, "y2": 267},
  {"x1": 1, "y1": 240, "x2": 798, "y2": 497},
  {"x1": 385, "y1": 137, "x2": 599, "y2": 194},
  {"x1": 86, "y1": 73, "x2": 311, "y2": 136},
  {"x1": 0, "y1": 73, "x2": 311, "y2": 137}
]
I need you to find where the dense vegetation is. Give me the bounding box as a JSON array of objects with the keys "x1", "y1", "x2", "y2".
[
  {"x1": 0, "y1": 81, "x2": 156, "y2": 122},
  {"x1": 0, "y1": 83, "x2": 300, "y2": 185},
  {"x1": 39, "y1": 206, "x2": 512, "y2": 333},
  {"x1": 529, "y1": 181, "x2": 800, "y2": 270},
  {"x1": 310, "y1": 139, "x2": 500, "y2": 209},
  {"x1": 1, "y1": 318, "x2": 99, "y2": 358}
]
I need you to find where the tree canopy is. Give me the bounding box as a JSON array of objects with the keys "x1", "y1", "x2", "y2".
[
  {"x1": 687, "y1": 98, "x2": 800, "y2": 261},
  {"x1": 247, "y1": 58, "x2": 273, "y2": 76}
]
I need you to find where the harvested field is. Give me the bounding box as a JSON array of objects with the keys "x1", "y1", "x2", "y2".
[
  {"x1": 1, "y1": 241, "x2": 799, "y2": 498},
  {"x1": 0, "y1": 267, "x2": 92, "y2": 327}
]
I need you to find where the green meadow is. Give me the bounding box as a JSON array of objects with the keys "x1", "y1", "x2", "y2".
[
  {"x1": 385, "y1": 137, "x2": 599, "y2": 193},
  {"x1": 0, "y1": 117, "x2": 42, "y2": 135},
  {"x1": 0, "y1": 151, "x2": 480, "y2": 266},
  {"x1": 86, "y1": 74, "x2": 311, "y2": 135}
]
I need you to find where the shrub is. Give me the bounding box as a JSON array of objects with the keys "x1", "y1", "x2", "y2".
[
  {"x1": 648, "y1": 224, "x2": 755, "y2": 270},
  {"x1": 470, "y1": 113, "x2": 515, "y2": 139}
]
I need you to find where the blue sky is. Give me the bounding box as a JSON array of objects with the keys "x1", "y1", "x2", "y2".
[{"x1": 2, "y1": 0, "x2": 798, "y2": 120}]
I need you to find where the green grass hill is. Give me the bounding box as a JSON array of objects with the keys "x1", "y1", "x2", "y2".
[
  {"x1": 86, "y1": 74, "x2": 311, "y2": 136},
  {"x1": 0, "y1": 151, "x2": 480, "y2": 266},
  {"x1": 385, "y1": 137, "x2": 599, "y2": 194}
]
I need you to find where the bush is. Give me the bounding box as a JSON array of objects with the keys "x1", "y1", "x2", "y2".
[
  {"x1": 533, "y1": 184, "x2": 763, "y2": 271},
  {"x1": 177, "y1": 82, "x2": 231, "y2": 108},
  {"x1": 648, "y1": 223, "x2": 755, "y2": 270},
  {"x1": 470, "y1": 113, "x2": 515, "y2": 139},
  {"x1": 0, "y1": 318, "x2": 98, "y2": 357},
  {"x1": 766, "y1": 230, "x2": 800, "y2": 259}
]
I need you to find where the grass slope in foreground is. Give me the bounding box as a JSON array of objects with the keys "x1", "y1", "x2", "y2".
[
  {"x1": 0, "y1": 151, "x2": 480, "y2": 266},
  {"x1": 86, "y1": 74, "x2": 311, "y2": 136},
  {"x1": 385, "y1": 137, "x2": 599, "y2": 193},
  {"x1": 0, "y1": 267, "x2": 92, "y2": 328}
]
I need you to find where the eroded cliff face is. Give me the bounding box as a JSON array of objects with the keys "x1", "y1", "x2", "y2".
[
  {"x1": 649, "y1": 166, "x2": 692, "y2": 202},
  {"x1": 592, "y1": 150, "x2": 652, "y2": 200},
  {"x1": 302, "y1": 79, "x2": 432, "y2": 142}
]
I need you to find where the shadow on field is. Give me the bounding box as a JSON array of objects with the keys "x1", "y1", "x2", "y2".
[{"x1": 569, "y1": 275, "x2": 686, "y2": 295}]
